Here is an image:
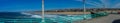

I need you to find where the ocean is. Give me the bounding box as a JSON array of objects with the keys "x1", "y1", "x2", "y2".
[
  {"x1": 0, "y1": 12, "x2": 93, "y2": 23},
  {"x1": 0, "y1": 12, "x2": 38, "y2": 19}
]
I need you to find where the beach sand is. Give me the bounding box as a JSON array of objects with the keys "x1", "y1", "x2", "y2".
[{"x1": 27, "y1": 11, "x2": 118, "y2": 15}]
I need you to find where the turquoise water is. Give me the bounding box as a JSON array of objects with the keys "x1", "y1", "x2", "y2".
[
  {"x1": 0, "y1": 14, "x2": 92, "y2": 23},
  {"x1": 0, "y1": 12, "x2": 108, "y2": 23}
]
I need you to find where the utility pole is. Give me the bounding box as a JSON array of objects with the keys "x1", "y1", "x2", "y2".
[{"x1": 41, "y1": 0, "x2": 45, "y2": 23}]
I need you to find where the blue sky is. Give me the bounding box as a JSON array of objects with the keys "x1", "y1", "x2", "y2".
[{"x1": 0, "y1": 0, "x2": 120, "y2": 12}]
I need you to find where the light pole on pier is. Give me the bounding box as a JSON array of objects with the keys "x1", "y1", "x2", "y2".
[
  {"x1": 83, "y1": 0, "x2": 87, "y2": 20},
  {"x1": 41, "y1": 0, "x2": 45, "y2": 23},
  {"x1": 83, "y1": 0, "x2": 86, "y2": 14}
]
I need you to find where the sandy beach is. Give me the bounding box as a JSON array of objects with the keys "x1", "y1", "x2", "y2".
[{"x1": 29, "y1": 12, "x2": 91, "y2": 15}]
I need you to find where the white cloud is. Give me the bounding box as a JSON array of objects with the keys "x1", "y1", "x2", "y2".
[
  {"x1": 113, "y1": 3, "x2": 120, "y2": 8},
  {"x1": 75, "y1": 0, "x2": 103, "y2": 7}
]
